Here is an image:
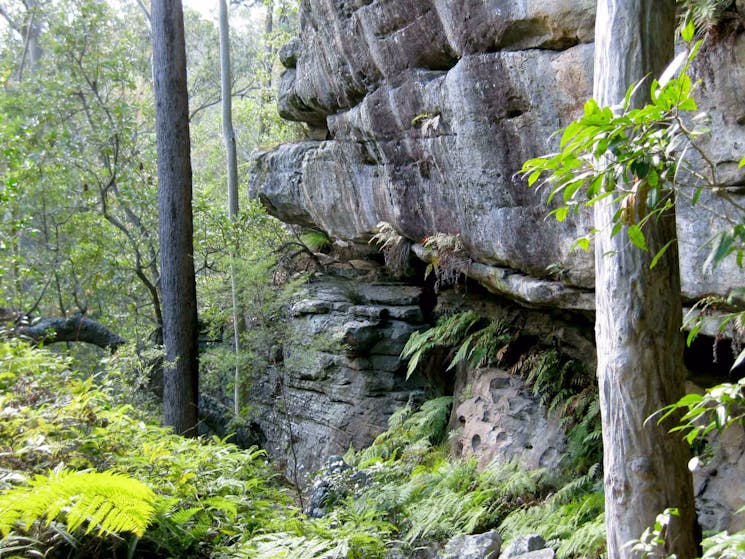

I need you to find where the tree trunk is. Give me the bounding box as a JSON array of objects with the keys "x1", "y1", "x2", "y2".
[
  {"x1": 258, "y1": 0, "x2": 274, "y2": 142},
  {"x1": 151, "y1": 0, "x2": 199, "y2": 437},
  {"x1": 219, "y1": 0, "x2": 244, "y2": 417},
  {"x1": 593, "y1": 1, "x2": 698, "y2": 557}
]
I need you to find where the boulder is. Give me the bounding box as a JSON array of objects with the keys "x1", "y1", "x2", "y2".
[
  {"x1": 451, "y1": 368, "x2": 567, "y2": 471},
  {"x1": 499, "y1": 534, "x2": 547, "y2": 558},
  {"x1": 439, "y1": 530, "x2": 502, "y2": 559}
]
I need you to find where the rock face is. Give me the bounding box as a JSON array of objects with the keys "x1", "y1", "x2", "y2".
[
  {"x1": 693, "y1": 423, "x2": 745, "y2": 532},
  {"x1": 246, "y1": 270, "x2": 429, "y2": 485},
  {"x1": 246, "y1": 0, "x2": 745, "y2": 539},
  {"x1": 451, "y1": 368, "x2": 567, "y2": 471},
  {"x1": 251, "y1": 1, "x2": 745, "y2": 301}
]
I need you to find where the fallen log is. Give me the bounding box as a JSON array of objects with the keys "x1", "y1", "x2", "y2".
[{"x1": 0, "y1": 308, "x2": 126, "y2": 350}]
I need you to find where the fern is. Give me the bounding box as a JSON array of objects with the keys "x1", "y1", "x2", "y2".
[
  {"x1": 678, "y1": 0, "x2": 733, "y2": 31},
  {"x1": 449, "y1": 319, "x2": 513, "y2": 371},
  {"x1": 500, "y1": 491, "x2": 605, "y2": 559},
  {"x1": 299, "y1": 228, "x2": 331, "y2": 253},
  {"x1": 0, "y1": 469, "x2": 156, "y2": 538},
  {"x1": 401, "y1": 312, "x2": 511, "y2": 378},
  {"x1": 701, "y1": 529, "x2": 745, "y2": 559},
  {"x1": 370, "y1": 221, "x2": 412, "y2": 278},
  {"x1": 421, "y1": 232, "x2": 471, "y2": 291},
  {"x1": 521, "y1": 349, "x2": 602, "y2": 472},
  {"x1": 355, "y1": 397, "x2": 453, "y2": 467}
]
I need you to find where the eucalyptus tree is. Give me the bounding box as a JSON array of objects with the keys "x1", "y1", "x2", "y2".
[
  {"x1": 151, "y1": 0, "x2": 200, "y2": 436},
  {"x1": 592, "y1": 3, "x2": 697, "y2": 556}
]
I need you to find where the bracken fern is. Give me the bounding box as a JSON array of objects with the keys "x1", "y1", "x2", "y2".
[{"x1": 0, "y1": 469, "x2": 156, "y2": 538}]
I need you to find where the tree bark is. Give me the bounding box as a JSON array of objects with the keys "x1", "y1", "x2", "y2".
[
  {"x1": 593, "y1": 1, "x2": 698, "y2": 557},
  {"x1": 151, "y1": 0, "x2": 199, "y2": 437},
  {"x1": 258, "y1": 0, "x2": 274, "y2": 142},
  {"x1": 219, "y1": 0, "x2": 244, "y2": 417}
]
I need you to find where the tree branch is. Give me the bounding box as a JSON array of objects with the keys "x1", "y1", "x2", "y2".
[{"x1": 1, "y1": 308, "x2": 126, "y2": 350}]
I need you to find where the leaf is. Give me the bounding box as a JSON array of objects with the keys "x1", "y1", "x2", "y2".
[
  {"x1": 0, "y1": 470, "x2": 156, "y2": 538},
  {"x1": 573, "y1": 237, "x2": 591, "y2": 252},
  {"x1": 681, "y1": 20, "x2": 695, "y2": 43},
  {"x1": 527, "y1": 169, "x2": 542, "y2": 187},
  {"x1": 691, "y1": 186, "x2": 703, "y2": 205},
  {"x1": 703, "y1": 233, "x2": 734, "y2": 271},
  {"x1": 650, "y1": 239, "x2": 675, "y2": 269},
  {"x1": 687, "y1": 322, "x2": 703, "y2": 346},
  {"x1": 739, "y1": 154, "x2": 745, "y2": 168},
  {"x1": 583, "y1": 98, "x2": 600, "y2": 117},
  {"x1": 550, "y1": 206, "x2": 570, "y2": 223},
  {"x1": 731, "y1": 347, "x2": 745, "y2": 373},
  {"x1": 627, "y1": 225, "x2": 648, "y2": 251}
]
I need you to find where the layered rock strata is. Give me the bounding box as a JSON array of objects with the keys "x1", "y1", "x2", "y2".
[
  {"x1": 252, "y1": 1, "x2": 745, "y2": 302},
  {"x1": 246, "y1": 270, "x2": 429, "y2": 484}
]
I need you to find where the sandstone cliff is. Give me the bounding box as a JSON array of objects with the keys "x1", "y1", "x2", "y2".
[
  {"x1": 246, "y1": 0, "x2": 745, "y2": 534},
  {"x1": 251, "y1": 0, "x2": 745, "y2": 304}
]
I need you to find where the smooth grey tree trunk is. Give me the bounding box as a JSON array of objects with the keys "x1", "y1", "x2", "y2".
[
  {"x1": 593, "y1": 1, "x2": 698, "y2": 557},
  {"x1": 151, "y1": 0, "x2": 199, "y2": 437},
  {"x1": 219, "y1": 0, "x2": 244, "y2": 417},
  {"x1": 258, "y1": 0, "x2": 274, "y2": 142}
]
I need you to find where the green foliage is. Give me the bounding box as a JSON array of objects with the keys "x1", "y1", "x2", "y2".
[
  {"x1": 678, "y1": 0, "x2": 734, "y2": 32},
  {"x1": 228, "y1": 509, "x2": 394, "y2": 559},
  {"x1": 500, "y1": 491, "x2": 606, "y2": 559},
  {"x1": 701, "y1": 529, "x2": 745, "y2": 559},
  {"x1": 299, "y1": 229, "x2": 331, "y2": 253},
  {"x1": 195, "y1": 198, "x2": 298, "y2": 415},
  {"x1": 350, "y1": 403, "x2": 548, "y2": 548},
  {"x1": 355, "y1": 396, "x2": 454, "y2": 467},
  {"x1": 658, "y1": 377, "x2": 745, "y2": 445},
  {"x1": 628, "y1": 508, "x2": 745, "y2": 559},
  {"x1": 523, "y1": 350, "x2": 602, "y2": 473},
  {"x1": 402, "y1": 316, "x2": 601, "y2": 473},
  {"x1": 401, "y1": 312, "x2": 512, "y2": 378},
  {"x1": 0, "y1": 469, "x2": 155, "y2": 538},
  {"x1": 522, "y1": 37, "x2": 706, "y2": 263},
  {"x1": 0, "y1": 340, "x2": 293, "y2": 558}
]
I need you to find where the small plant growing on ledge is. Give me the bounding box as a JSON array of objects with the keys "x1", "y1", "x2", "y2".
[
  {"x1": 370, "y1": 221, "x2": 412, "y2": 278},
  {"x1": 422, "y1": 233, "x2": 471, "y2": 292}
]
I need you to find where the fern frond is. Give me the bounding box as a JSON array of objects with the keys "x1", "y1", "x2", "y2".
[
  {"x1": 678, "y1": 0, "x2": 732, "y2": 31},
  {"x1": 0, "y1": 469, "x2": 156, "y2": 538},
  {"x1": 402, "y1": 312, "x2": 509, "y2": 377}
]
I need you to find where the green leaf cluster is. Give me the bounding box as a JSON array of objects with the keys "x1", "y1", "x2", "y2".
[
  {"x1": 0, "y1": 469, "x2": 155, "y2": 538},
  {"x1": 658, "y1": 377, "x2": 745, "y2": 446},
  {"x1": 522, "y1": 38, "x2": 706, "y2": 265},
  {"x1": 499, "y1": 490, "x2": 605, "y2": 559}
]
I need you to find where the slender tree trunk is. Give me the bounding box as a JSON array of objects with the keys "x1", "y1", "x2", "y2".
[
  {"x1": 219, "y1": 0, "x2": 244, "y2": 417},
  {"x1": 593, "y1": 1, "x2": 698, "y2": 557},
  {"x1": 258, "y1": 0, "x2": 274, "y2": 142},
  {"x1": 151, "y1": 0, "x2": 199, "y2": 437}
]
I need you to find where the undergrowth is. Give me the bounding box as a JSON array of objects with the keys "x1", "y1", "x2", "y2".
[
  {"x1": 0, "y1": 341, "x2": 609, "y2": 559},
  {"x1": 402, "y1": 312, "x2": 602, "y2": 474},
  {"x1": 0, "y1": 340, "x2": 294, "y2": 558},
  {"x1": 280, "y1": 396, "x2": 607, "y2": 559}
]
